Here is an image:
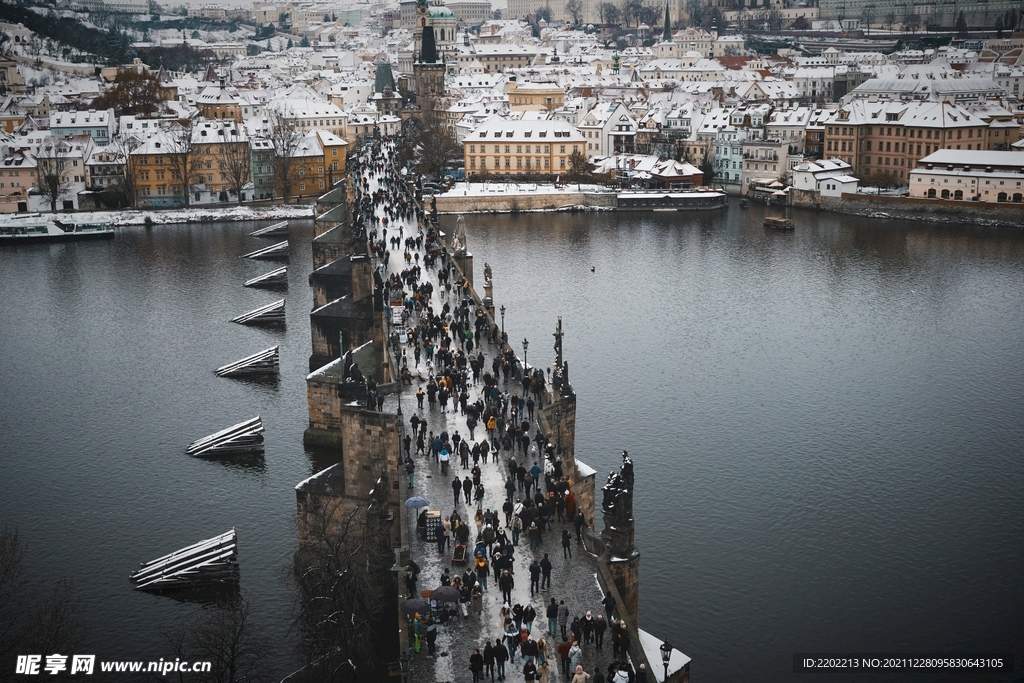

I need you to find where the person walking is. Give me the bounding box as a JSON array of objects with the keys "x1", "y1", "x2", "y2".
[
  {"x1": 529, "y1": 522, "x2": 541, "y2": 551},
  {"x1": 557, "y1": 600, "x2": 569, "y2": 639},
  {"x1": 476, "y1": 553, "x2": 489, "y2": 590},
  {"x1": 581, "y1": 612, "x2": 594, "y2": 644},
  {"x1": 574, "y1": 512, "x2": 587, "y2": 545},
  {"x1": 561, "y1": 529, "x2": 572, "y2": 559},
  {"x1": 546, "y1": 598, "x2": 559, "y2": 637},
  {"x1": 523, "y1": 604, "x2": 537, "y2": 633},
  {"x1": 499, "y1": 570, "x2": 514, "y2": 604},
  {"x1": 463, "y1": 475, "x2": 474, "y2": 503},
  {"x1": 601, "y1": 592, "x2": 616, "y2": 621},
  {"x1": 557, "y1": 637, "x2": 572, "y2": 679},
  {"x1": 571, "y1": 666, "x2": 591, "y2": 683},
  {"x1": 470, "y1": 649, "x2": 485, "y2": 683},
  {"x1": 529, "y1": 559, "x2": 541, "y2": 595},
  {"x1": 512, "y1": 515, "x2": 523, "y2": 546},
  {"x1": 494, "y1": 638, "x2": 508, "y2": 680},
  {"x1": 523, "y1": 660, "x2": 538, "y2": 682},
  {"x1": 484, "y1": 641, "x2": 496, "y2": 682},
  {"x1": 594, "y1": 615, "x2": 607, "y2": 650},
  {"x1": 537, "y1": 660, "x2": 552, "y2": 683},
  {"x1": 405, "y1": 456, "x2": 415, "y2": 487},
  {"x1": 440, "y1": 448, "x2": 450, "y2": 475},
  {"x1": 425, "y1": 616, "x2": 437, "y2": 658},
  {"x1": 567, "y1": 641, "x2": 582, "y2": 678},
  {"x1": 540, "y1": 553, "x2": 552, "y2": 589},
  {"x1": 452, "y1": 476, "x2": 462, "y2": 507}
]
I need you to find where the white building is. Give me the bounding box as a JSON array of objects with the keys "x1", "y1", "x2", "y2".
[
  {"x1": 908, "y1": 149, "x2": 1024, "y2": 203},
  {"x1": 577, "y1": 101, "x2": 637, "y2": 159},
  {"x1": 793, "y1": 158, "x2": 859, "y2": 197}
]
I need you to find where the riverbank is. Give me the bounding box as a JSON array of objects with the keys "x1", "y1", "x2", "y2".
[
  {"x1": 30, "y1": 204, "x2": 316, "y2": 227},
  {"x1": 435, "y1": 181, "x2": 727, "y2": 214},
  {"x1": 436, "y1": 181, "x2": 614, "y2": 214},
  {"x1": 796, "y1": 192, "x2": 1024, "y2": 229}
]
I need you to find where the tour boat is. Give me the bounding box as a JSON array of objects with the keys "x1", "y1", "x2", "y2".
[
  {"x1": 764, "y1": 216, "x2": 795, "y2": 230},
  {"x1": 617, "y1": 189, "x2": 728, "y2": 211},
  {"x1": 0, "y1": 214, "x2": 114, "y2": 243}
]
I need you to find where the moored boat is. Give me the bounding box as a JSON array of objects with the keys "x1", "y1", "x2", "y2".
[
  {"x1": 0, "y1": 214, "x2": 114, "y2": 243},
  {"x1": 764, "y1": 216, "x2": 795, "y2": 230},
  {"x1": 617, "y1": 189, "x2": 728, "y2": 211}
]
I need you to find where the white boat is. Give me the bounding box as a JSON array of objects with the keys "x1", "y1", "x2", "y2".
[{"x1": 0, "y1": 214, "x2": 114, "y2": 243}]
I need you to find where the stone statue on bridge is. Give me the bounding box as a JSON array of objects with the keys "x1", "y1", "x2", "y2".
[
  {"x1": 601, "y1": 450, "x2": 636, "y2": 558},
  {"x1": 451, "y1": 215, "x2": 467, "y2": 254}
]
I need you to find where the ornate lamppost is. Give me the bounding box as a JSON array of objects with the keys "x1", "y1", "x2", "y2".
[
  {"x1": 500, "y1": 305, "x2": 505, "y2": 338},
  {"x1": 660, "y1": 641, "x2": 673, "y2": 682},
  {"x1": 522, "y1": 337, "x2": 529, "y2": 372}
]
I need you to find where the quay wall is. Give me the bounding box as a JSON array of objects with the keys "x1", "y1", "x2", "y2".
[
  {"x1": 436, "y1": 191, "x2": 616, "y2": 214},
  {"x1": 792, "y1": 191, "x2": 1024, "y2": 227}
]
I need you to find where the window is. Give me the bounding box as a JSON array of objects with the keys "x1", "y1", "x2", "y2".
[
  {"x1": 300, "y1": 183, "x2": 306, "y2": 191},
  {"x1": 560, "y1": 146, "x2": 566, "y2": 153}
]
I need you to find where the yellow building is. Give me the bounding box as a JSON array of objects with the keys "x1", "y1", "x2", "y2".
[
  {"x1": 196, "y1": 81, "x2": 244, "y2": 123},
  {"x1": 506, "y1": 81, "x2": 565, "y2": 112},
  {"x1": 463, "y1": 119, "x2": 585, "y2": 178},
  {"x1": 0, "y1": 151, "x2": 36, "y2": 213},
  {"x1": 130, "y1": 119, "x2": 249, "y2": 206},
  {"x1": 289, "y1": 130, "x2": 348, "y2": 199}
]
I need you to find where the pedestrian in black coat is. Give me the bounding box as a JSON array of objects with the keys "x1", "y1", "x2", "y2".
[
  {"x1": 529, "y1": 560, "x2": 541, "y2": 595},
  {"x1": 562, "y1": 529, "x2": 572, "y2": 559},
  {"x1": 483, "y1": 642, "x2": 496, "y2": 682},
  {"x1": 470, "y1": 649, "x2": 484, "y2": 683},
  {"x1": 540, "y1": 553, "x2": 552, "y2": 589}
]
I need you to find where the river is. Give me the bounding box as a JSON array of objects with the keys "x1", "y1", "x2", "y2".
[{"x1": 1, "y1": 206, "x2": 1022, "y2": 681}]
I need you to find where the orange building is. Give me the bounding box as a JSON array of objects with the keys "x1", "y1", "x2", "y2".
[
  {"x1": 130, "y1": 119, "x2": 249, "y2": 207},
  {"x1": 289, "y1": 130, "x2": 348, "y2": 199}
]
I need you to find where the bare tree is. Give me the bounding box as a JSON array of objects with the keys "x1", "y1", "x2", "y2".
[
  {"x1": 108, "y1": 135, "x2": 141, "y2": 208},
  {"x1": 414, "y1": 118, "x2": 461, "y2": 178},
  {"x1": 166, "y1": 121, "x2": 199, "y2": 207},
  {"x1": 221, "y1": 135, "x2": 251, "y2": 203},
  {"x1": 567, "y1": 148, "x2": 589, "y2": 190},
  {"x1": 34, "y1": 138, "x2": 71, "y2": 213},
  {"x1": 598, "y1": 2, "x2": 620, "y2": 24},
  {"x1": 290, "y1": 483, "x2": 394, "y2": 683},
  {"x1": 885, "y1": 11, "x2": 896, "y2": 31},
  {"x1": 860, "y1": 7, "x2": 875, "y2": 33},
  {"x1": 905, "y1": 13, "x2": 921, "y2": 32},
  {"x1": 565, "y1": 0, "x2": 583, "y2": 25},
  {"x1": 686, "y1": 0, "x2": 706, "y2": 27},
  {"x1": 165, "y1": 597, "x2": 270, "y2": 683},
  {"x1": 268, "y1": 111, "x2": 303, "y2": 203},
  {"x1": 1, "y1": 527, "x2": 85, "y2": 677}
]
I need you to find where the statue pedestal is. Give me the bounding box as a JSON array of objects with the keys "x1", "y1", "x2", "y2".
[
  {"x1": 453, "y1": 251, "x2": 473, "y2": 287},
  {"x1": 603, "y1": 549, "x2": 641, "y2": 628}
]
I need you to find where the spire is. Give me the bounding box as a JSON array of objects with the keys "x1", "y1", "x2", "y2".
[
  {"x1": 421, "y1": 25, "x2": 438, "y2": 64},
  {"x1": 663, "y1": 3, "x2": 672, "y2": 42}
]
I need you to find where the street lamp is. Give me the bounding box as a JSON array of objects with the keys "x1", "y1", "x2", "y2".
[
  {"x1": 500, "y1": 305, "x2": 505, "y2": 338},
  {"x1": 522, "y1": 338, "x2": 529, "y2": 372},
  {"x1": 399, "y1": 653, "x2": 411, "y2": 683},
  {"x1": 660, "y1": 641, "x2": 673, "y2": 682}
]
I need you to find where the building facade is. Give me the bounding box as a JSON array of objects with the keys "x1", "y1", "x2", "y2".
[{"x1": 463, "y1": 118, "x2": 585, "y2": 177}]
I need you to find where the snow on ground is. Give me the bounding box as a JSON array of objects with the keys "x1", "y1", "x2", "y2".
[{"x1": 67, "y1": 204, "x2": 315, "y2": 226}]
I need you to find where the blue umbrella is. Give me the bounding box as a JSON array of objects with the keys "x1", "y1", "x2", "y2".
[{"x1": 405, "y1": 496, "x2": 430, "y2": 509}]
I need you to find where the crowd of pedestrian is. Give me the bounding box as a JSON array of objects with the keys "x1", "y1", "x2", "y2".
[{"x1": 352, "y1": 138, "x2": 647, "y2": 683}]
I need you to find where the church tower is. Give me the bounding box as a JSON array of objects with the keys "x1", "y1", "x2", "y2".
[
  {"x1": 414, "y1": 23, "x2": 446, "y2": 120},
  {"x1": 654, "y1": 4, "x2": 677, "y2": 60}
]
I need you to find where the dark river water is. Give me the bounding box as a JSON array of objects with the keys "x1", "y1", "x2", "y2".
[{"x1": 2, "y1": 206, "x2": 1023, "y2": 682}]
